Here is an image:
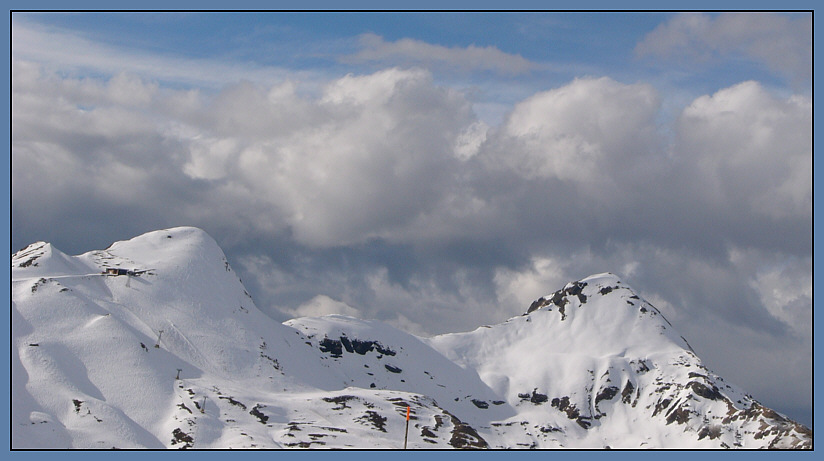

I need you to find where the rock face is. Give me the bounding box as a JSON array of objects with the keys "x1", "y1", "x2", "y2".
[{"x1": 11, "y1": 228, "x2": 812, "y2": 449}]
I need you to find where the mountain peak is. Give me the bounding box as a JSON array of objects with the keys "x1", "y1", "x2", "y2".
[
  {"x1": 429, "y1": 274, "x2": 811, "y2": 449},
  {"x1": 520, "y1": 273, "x2": 690, "y2": 355},
  {"x1": 12, "y1": 241, "x2": 89, "y2": 278},
  {"x1": 12, "y1": 230, "x2": 811, "y2": 449},
  {"x1": 526, "y1": 272, "x2": 634, "y2": 314}
]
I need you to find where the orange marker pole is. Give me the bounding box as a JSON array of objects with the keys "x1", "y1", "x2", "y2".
[{"x1": 404, "y1": 405, "x2": 410, "y2": 449}]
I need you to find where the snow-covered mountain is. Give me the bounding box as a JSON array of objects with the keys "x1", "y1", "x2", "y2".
[{"x1": 11, "y1": 227, "x2": 812, "y2": 449}]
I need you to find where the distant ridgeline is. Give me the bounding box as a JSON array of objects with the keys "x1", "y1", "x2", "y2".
[{"x1": 11, "y1": 227, "x2": 812, "y2": 449}]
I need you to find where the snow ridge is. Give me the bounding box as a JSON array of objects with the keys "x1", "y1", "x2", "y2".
[{"x1": 11, "y1": 227, "x2": 812, "y2": 449}]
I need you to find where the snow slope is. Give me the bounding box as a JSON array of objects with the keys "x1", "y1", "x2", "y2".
[
  {"x1": 11, "y1": 228, "x2": 812, "y2": 449},
  {"x1": 428, "y1": 274, "x2": 811, "y2": 448}
]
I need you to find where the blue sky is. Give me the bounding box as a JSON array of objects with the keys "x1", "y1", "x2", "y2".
[
  {"x1": 13, "y1": 11, "x2": 801, "y2": 119},
  {"x1": 10, "y1": 9, "x2": 814, "y2": 428}
]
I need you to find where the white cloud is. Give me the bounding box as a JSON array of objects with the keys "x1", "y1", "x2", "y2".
[
  {"x1": 12, "y1": 60, "x2": 483, "y2": 248},
  {"x1": 487, "y1": 77, "x2": 660, "y2": 184},
  {"x1": 494, "y1": 257, "x2": 568, "y2": 311},
  {"x1": 230, "y1": 68, "x2": 475, "y2": 247},
  {"x1": 345, "y1": 33, "x2": 536, "y2": 75},
  {"x1": 636, "y1": 13, "x2": 812, "y2": 82},
  {"x1": 106, "y1": 72, "x2": 158, "y2": 107},
  {"x1": 453, "y1": 121, "x2": 489, "y2": 161},
  {"x1": 11, "y1": 50, "x2": 812, "y2": 425},
  {"x1": 13, "y1": 59, "x2": 811, "y2": 258},
  {"x1": 292, "y1": 295, "x2": 362, "y2": 318},
  {"x1": 728, "y1": 247, "x2": 812, "y2": 342},
  {"x1": 751, "y1": 267, "x2": 812, "y2": 339},
  {"x1": 183, "y1": 137, "x2": 241, "y2": 181},
  {"x1": 676, "y1": 81, "x2": 812, "y2": 219}
]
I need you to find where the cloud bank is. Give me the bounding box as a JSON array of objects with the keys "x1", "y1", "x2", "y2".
[
  {"x1": 11, "y1": 19, "x2": 812, "y2": 425},
  {"x1": 636, "y1": 13, "x2": 812, "y2": 83},
  {"x1": 345, "y1": 33, "x2": 536, "y2": 75}
]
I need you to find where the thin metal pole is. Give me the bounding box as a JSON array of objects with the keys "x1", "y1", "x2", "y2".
[{"x1": 404, "y1": 405, "x2": 410, "y2": 449}]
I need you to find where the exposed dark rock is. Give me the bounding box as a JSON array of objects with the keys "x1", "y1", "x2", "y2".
[
  {"x1": 323, "y1": 395, "x2": 356, "y2": 411},
  {"x1": 595, "y1": 386, "x2": 620, "y2": 407},
  {"x1": 19, "y1": 258, "x2": 36, "y2": 268},
  {"x1": 421, "y1": 427, "x2": 437, "y2": 438},
  {"x1": 287, "y1": 422, "x2": 304, "y2": 432},
  {"x1": 318, "y1": 336, "x2": 397, "y2": 358},
  {"x1": 653, "y1": 398, "x2": 672, "y2": 417},
  {"x1": 526, "y1": 297, "x2": 552, "y2": 314},
  {"x1": 31, "y1": 278, "x2": 48, "y2": 293},
  {"x1": 549, "y1": 396, "x2": 592, "y2": 429},
  {"x1": 599, "y1": 286, "x2": 614, "y2": 295},
  {"x1": 666, "y1": 402, "x2": 691, "y2": 425},
  {"x1": 318, "y1": 338, "x2": 343, "y2": 358},
  {"x1": 261, "y1": 352, "x2": 280, "y2": 370},
  {"x1": 526, "y1": 281, "x2": 587, "y2": 317},
  {"x1": 353, "y1": 338, "x2": 388, "y2": 355},
  {"x1": 633, "y1": 360, "x2": 650, "y2": 374},
  {"x1": 384, "y1": 364, "x2": 402, "y2": 374},
  {"x1": 319, "y1": 426, "x2": 348, "y2": 433},
  {"x1": 471, "y1": 399, "x2": 489, "y2": 409},
  {"x1": 15, "y1": 245, "x2": 44, "y2": 268},
  {"x1": 284, "y1": 441, "x2": 325, "y2": 447},
  {"x1": 434, "y1": 414, "x2": 446, "y2": 432},
  {"x1": 689, "y1": 381, "x2": 723, "y2": 401},
  {"x1": 356, "y1": 411, "x2": 387, "y2": 432},
  {"x1": 340, "y1": 336, "x2": 355, "y2": 353},
  {"x1": 621, "y1": 381, "x2": 635, "y2": 404},
  {"x1": 530, "y1": 390, "x2": 548, "y2": 405},
  {"x1": 171, "y1": 428, "x2": 193, "y2": 448},
  {"x1": 387, "y1": 398, "x2": 416, "y2": 419},
  {"x1": 250, "y1": 404, "x2": 269, "y2": 424},
  {"x1": 445, "y1": 412, "x2": 488, "y2": 449},
  {"x1": 371, "y1": 341, "x2": 397, "y2": 357},
  {"x1": 551, "y1": 397, "x2": 581, "y2": 423},
  {"x1": 177, "y1": 403, "x2": 192, "y2": 414},
  {"x1": 697, "y1": 425, "x2": 723, "y2": 440},
  {"x1": 721, "y1": 399, "x2": 812, "y2": 449},
  {"x1": 565, "y1": 281, "x2": 588, "y2": 304},
  {"x1": 549, "y1": 291, "x2": 568, "y2": 310},
  {"x1": 218, "y1": 396, "x2": 246, "y2": 410}
]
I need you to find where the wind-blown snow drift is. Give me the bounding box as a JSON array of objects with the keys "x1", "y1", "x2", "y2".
[{"x1": 11, "y1": 227, "x2": 811, "y2": 449}]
